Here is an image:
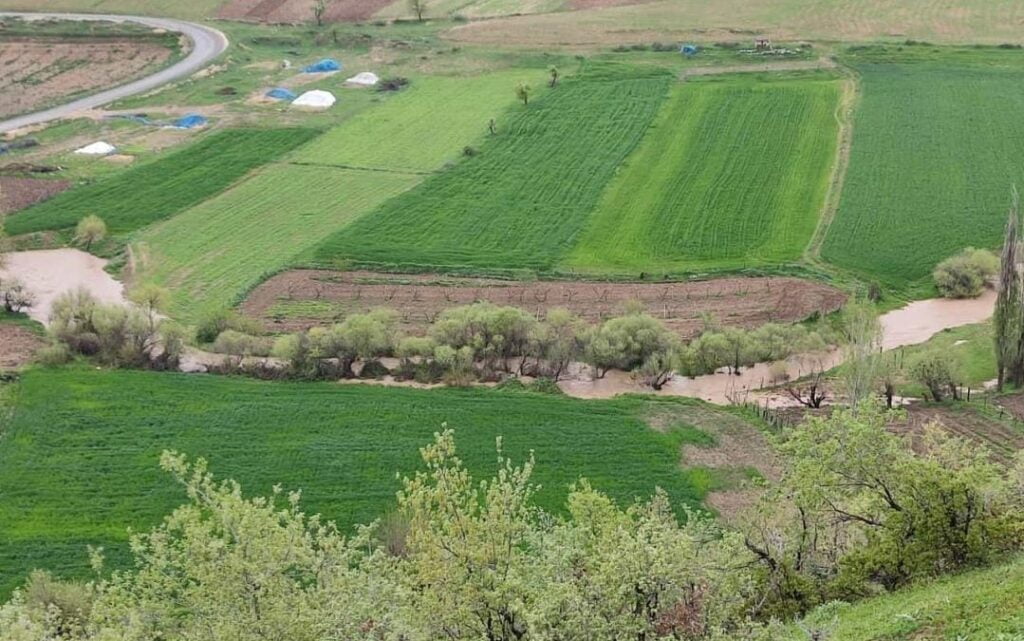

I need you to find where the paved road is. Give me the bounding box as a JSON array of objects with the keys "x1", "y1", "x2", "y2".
[{"x1": 0, "y1": 12, "x2": 228, "y2": 133}]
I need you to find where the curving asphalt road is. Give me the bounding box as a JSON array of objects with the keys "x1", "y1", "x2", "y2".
[{"x1": 0, "y1": 12, "x2": 228, "y2": 133}]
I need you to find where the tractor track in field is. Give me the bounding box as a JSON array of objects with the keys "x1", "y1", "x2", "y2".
[
  {"x1": 805, "y1": 60, "x2": 859, "y2": 264},
  {"x1": 0, "y1": 12, "x2": 227, "y2": 133}
]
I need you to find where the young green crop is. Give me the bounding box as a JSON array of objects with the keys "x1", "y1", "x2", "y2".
[
  {"x1": 822, "y1": 49, "x2": 1024, "y2": 287},
  {"x1": 567, "y1": 73, "x2": 840, "y2": 274},
  {"x1": 0, "y1": 367, "x2": 724, "y2": 594},
  {"x1": 312, "y1": 65, "x2": 672, "y2": 271},
  {"x1": 6, "y1": 128, "x2": 320, "y2": 235},
  {"x1": 136, "y1": 165, "x2": 421, "y2": 319},
  {"x1": 291, "y1": 71, "x2": 546, "y2": 173}
]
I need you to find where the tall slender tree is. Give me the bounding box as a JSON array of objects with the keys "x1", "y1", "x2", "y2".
[{"x1": 995, "y1": 187, "x2": 1022, "y2": 389}]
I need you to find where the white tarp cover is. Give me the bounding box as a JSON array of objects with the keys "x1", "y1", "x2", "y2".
[
  {"x1": 74, "y1": 141, "x2": 116, "y2": 155},
  {"x1": 292, "y1": 90, "x2": 337, "y2": 109},
  {"x1": 346, "y1": 72, "x2": 380, "y2": 86}
]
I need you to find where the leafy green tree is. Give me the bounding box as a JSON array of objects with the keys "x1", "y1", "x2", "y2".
[
  {"x1": 910, "y1": 348, "x2": 963, "y2": 401},
  {"x1": 74, "y1": 215, "x2": 107, "y2": 252},
  {"x1": 838, "y1": 299, "x2": 882, "y2": 409},
  {"x1": 932, "y1": 247, "x2": 998, "y2": 298},
  {"x1": 515, "y1": 82, "x2": 531, "y2": 107},
  {"x1": 995, "y1": 187, "x2": 1022, "y2": 390}
]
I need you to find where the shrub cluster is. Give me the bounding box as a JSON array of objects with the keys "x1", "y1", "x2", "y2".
[
  {"x1": 932, "y1": 247, "x2": 998, "y2": 298},
  {"x1": 47, "y1": 289, "x2": 185, "y2": 370},
  {"x1": 259, "y1": 302, "x2": 837, "y2": 391}
]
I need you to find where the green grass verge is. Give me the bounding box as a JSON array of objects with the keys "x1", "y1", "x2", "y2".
[
  {"x1": 311, "y1": 64, "x2": 672, "y2": 271},
  {"x1": 566, "y1": 72, "x2": 840, "y2": 273},
  {"x1": 0, "y1": 0, "x2": 225, "y2": 20},
  {"x1": 0, "y1": 367, "x2": 718, "y2": 594},
  {"x1": 137, "y1": 165, "x2": 421, "y2": 319},
  {"x1": 6, "y1": 128, "x2": 320, "y2": 236},
  {"x1": 787, "y1": 555, "x2": 1024, "y2": 640},
  {"x1": 291, "y1": 71, "x2": 546, "y2": 172},
  {"x1": 822, "y1": 47, "x2": 1024, "y2": 287}
]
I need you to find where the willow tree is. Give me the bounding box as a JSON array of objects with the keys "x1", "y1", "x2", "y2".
[{"x1": 995, "y1": 187, "x2": 1021, "y2": 389}]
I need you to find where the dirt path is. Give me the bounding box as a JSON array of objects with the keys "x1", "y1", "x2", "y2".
[
  {"x1": 805, "y1": 62, "x2": 859, "y2": 261},
  {"x1": 0, "y1": 249, "x2": 127, "y2": 324},
  {"x1": 680, "y1": 57, "x2": 837, "y2": 79}
]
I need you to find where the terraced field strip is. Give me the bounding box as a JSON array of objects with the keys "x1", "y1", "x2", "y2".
[
  {"x1": 6, "y1": 128, "x2": 320, "y2": 235},
  {"x1": 566, "y1": 72, "x2": 840, "y2": 273},
  {"x1": 0, "y1": 0, "x2": 225, "y2": 20},
  {"x1": 137, "y1": 165, "x2": 420, "y2": 319},
  {"x1": 290, "y1": 70, "x2": 545, "y2": 173},
  {"x1": 0, "y1": 367, "x2": 713, "y2": 593},
  {"x1": 821, "y1": 49, "x2": 1024, "y2": 286},
  {"x1": 375, "y1": 0, "x2": 564, "y2": 19},
  {"x1": 312, "y1": 65, "x2": 672, "y2": 271}
]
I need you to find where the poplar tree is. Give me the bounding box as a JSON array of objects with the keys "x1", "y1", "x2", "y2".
[{"x1": 994, "y1": 187, "x2": 1021, "y2": 389}]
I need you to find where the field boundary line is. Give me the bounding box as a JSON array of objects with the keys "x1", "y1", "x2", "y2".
[
  {"x1": 282, "y1": 160, "x2": 435, "y2": 176},
  {"x1": 679, "y1": 57, "x2": 837, "y2": 80},
  {"x1": 805, "y1": 59, "x2": 860, "y2": 263}
]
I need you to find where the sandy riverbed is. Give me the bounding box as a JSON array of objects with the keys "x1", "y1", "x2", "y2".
[{"x1": 0, "y1": 249, "x2": 127, "y2": 324}]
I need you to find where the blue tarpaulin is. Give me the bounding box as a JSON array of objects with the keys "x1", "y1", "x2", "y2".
[
  {"x1": 681, "y1": 44, "x2": 699, "y2": 56},
  {"x1": 173, "y1": 114, "x2": 208, "y2": 129},
  {"x1": 266, "y1": 87, "x2": 297, "y2": 101},
  {"x1": 303, "y1": 58, "x2": 341, "y2": 73}
]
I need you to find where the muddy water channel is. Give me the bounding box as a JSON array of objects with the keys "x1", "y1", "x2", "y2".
[
  {"x1": 0, "y1": 249, "x2": 127, "y2": 324},
  {"x1": 1, "y1": 249, "x2": 998, "y2": 406},
  {"x1": 559, "y1": 290, "x2": 998, "y2": 405}
]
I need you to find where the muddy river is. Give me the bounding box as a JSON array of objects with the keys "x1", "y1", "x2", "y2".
[{"x1": 1, "y1": 249, "x2": 998, "y2": 405}]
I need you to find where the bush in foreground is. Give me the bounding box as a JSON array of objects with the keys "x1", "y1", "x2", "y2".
[{"x1": 933, "y1": 247, "x2": 998, "y2": 298}]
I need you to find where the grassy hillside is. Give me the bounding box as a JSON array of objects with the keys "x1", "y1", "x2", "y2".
[
  {"x1": 786, "y1": 555, "x2": 1024, "y2": 640},
  {"x1": 312, "y1": 64, "x2": 671, "y2": 271},
  {"x1": 567, "y1": 72, "x2": 839, "y2": 274},
  {"x1": 0, "y1": 367, "x2": 723, "y2": 594},
  {"x1": 6, "y1": 128, "x2": 320, "y2": 236},
  {"x1": 138, "y1": 166, "x2": 420, "y2": 318},
  {"x1": 822, "y1": 47, "x2": 1024, "y2": 288},
  {"x1": 290, "y1": 71, "x2": 546, "y2": 173},
  {"x1": 137, "y1": 71, "x2": 535, "y2": 317}
]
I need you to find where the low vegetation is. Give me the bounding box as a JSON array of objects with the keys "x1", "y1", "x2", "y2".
[
  {"x1": 822, "y1": 47, "x2": 1024, "y2": 287},
  {"x1": 0, "y1": 367, "x2": 713, "y2": 593},
  {"x1": 312, "y1": 64, "x2": 671, "y2": 271},
  {"x1": 568, "y1": 73, "x2": 840, "y2": 273},
  {"x1": 933, "y1": 247, "x2": 997, "y2": 298},
  {"x1": 5, "y1": 129, "x2": 320, "y2": 236}
]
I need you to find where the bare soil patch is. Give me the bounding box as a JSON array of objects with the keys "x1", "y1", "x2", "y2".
[
  {"x1": 779, "y1": 402, "x2": 1024, "y2": 466},
  {"x1": 0, "y1": 176, "x2": 70, "y2": 215},
  {"x1": 0, "y1": 324, "x2": 41, "y2": 369},
  {"x1": 0, "y1": 37, "x2": 172, "y2": 119},
  {"x1": 217, "y1": 0, "x2": 394, "y2": 22},
  {"x1": 241, "y1": 270, "x2": 847, "y2": 335},
  {"x1": 647, "y1": 403, "x2": 780, "y2": 522}
]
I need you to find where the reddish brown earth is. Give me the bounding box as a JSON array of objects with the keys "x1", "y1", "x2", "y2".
[
  {"x1": 0, "y1": 324, "x2": 41, "y2": 369},
  {"x1": 240, "y1": 270, "x2": 848, "y2": 335},
  {"x1": 217, "y1": 0, "x2": 394, "y2": 22},
  {"x1": 780, "y1": 402, "x2": 1024, "y2": 465},
  {"x1": 568, "y1": 0, "x2": 656, "y2": 9},
  {"x1": 0, "y1": 38, "x2": 172, "y2": 119},
  {"x1": 0, "y1": 177, "x2": 70, "y2": 215}
]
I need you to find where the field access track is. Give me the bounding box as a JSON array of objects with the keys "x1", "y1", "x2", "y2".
[{"x1": 567, "y1": 72, "x2": 840, "y2": 273}]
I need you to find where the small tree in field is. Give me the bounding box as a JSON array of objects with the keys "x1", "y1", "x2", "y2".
[
  {"x1": 515, "y1": 82, "x2": 531, "y2": 106},
  {"x1": 408, "y1": 0, "x2": 426, "y2": 21},
  {"x1": 549, "y1": 66, "x2": 559, "y2": 88},
  {"x1": 74, "y1": 215, "x2": 107, "y2": 251},
  {"x1": 312, "y1": 0, "x2": 328, "y2": 26}
]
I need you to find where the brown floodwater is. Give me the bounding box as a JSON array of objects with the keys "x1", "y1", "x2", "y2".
[
  {"x1": 0, "y1": 249, "x2": 127, "y2": 324},
  {"x1": 558, "y1": 290, "x2": 997, "y2": 405}
]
